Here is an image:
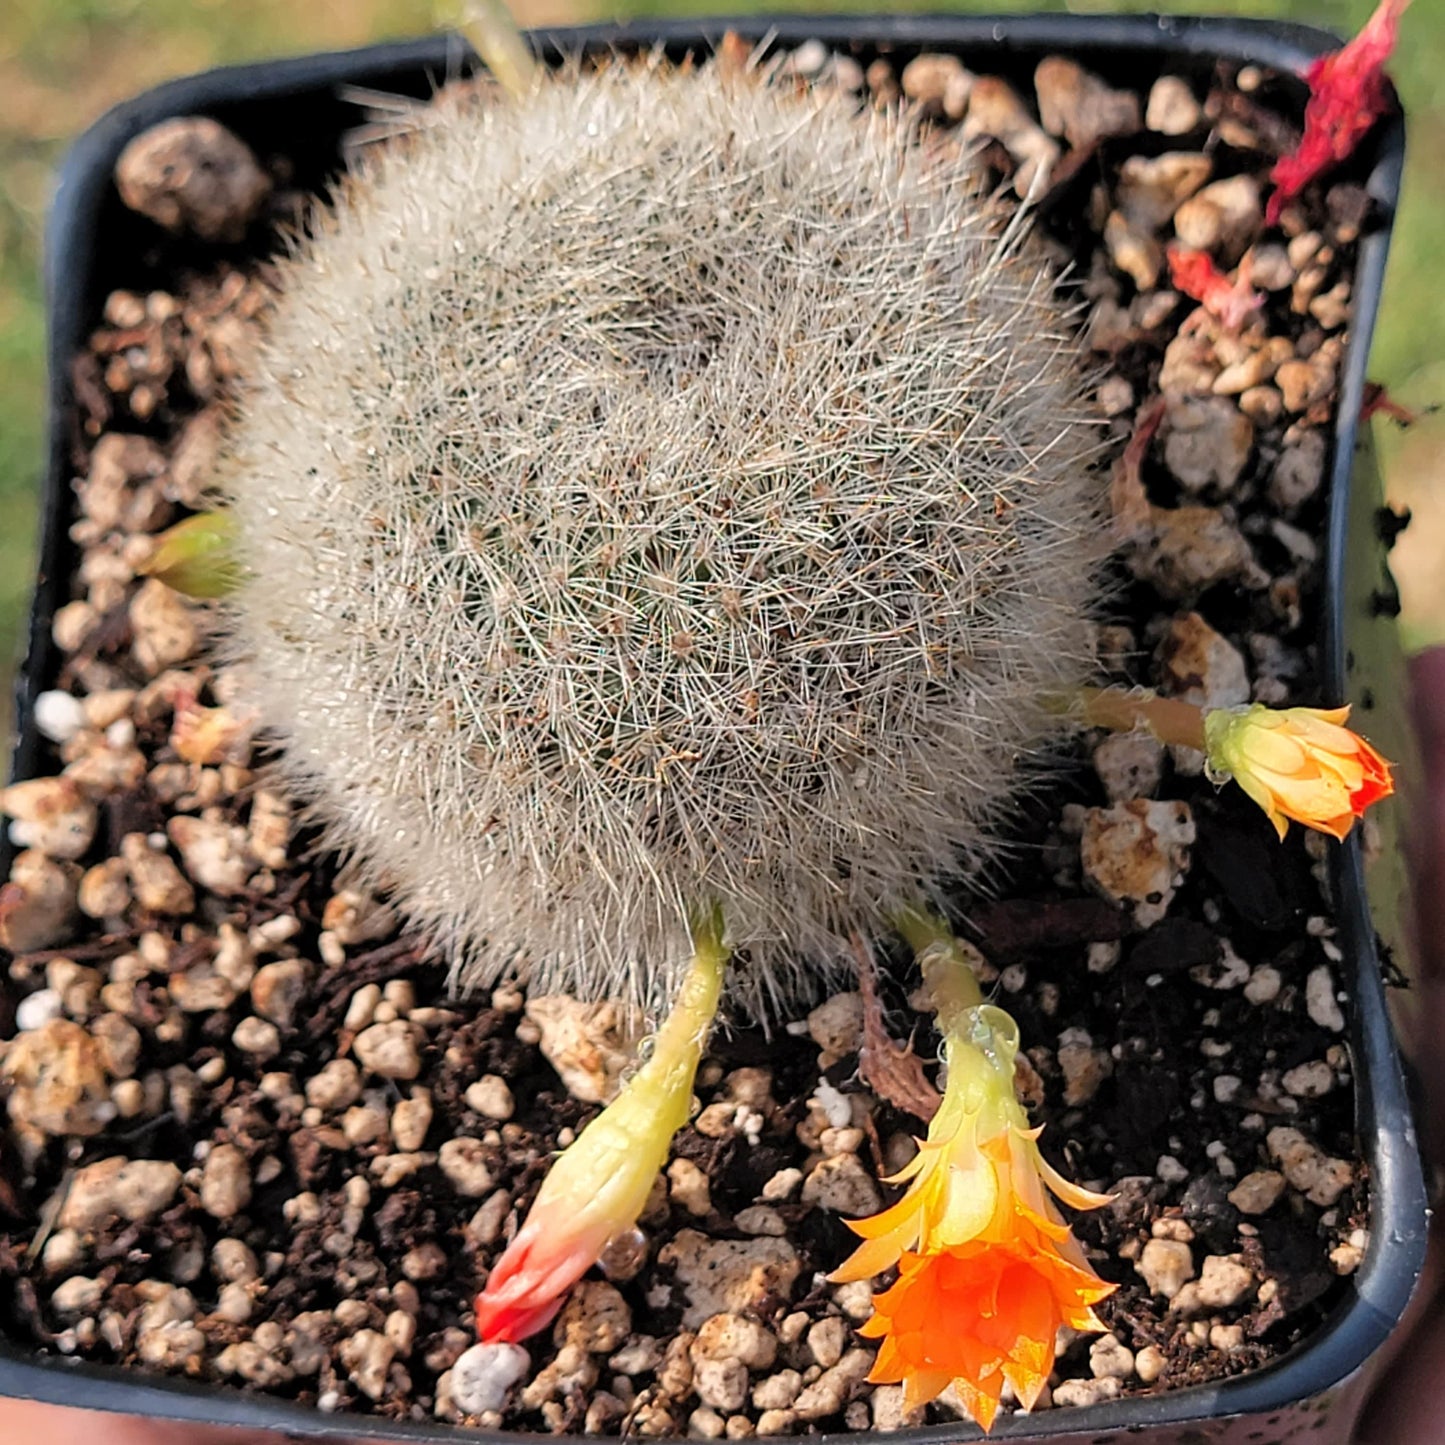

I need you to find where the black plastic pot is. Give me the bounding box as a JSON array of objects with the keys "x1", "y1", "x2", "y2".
[{"x1": 2, "y1": 13, "x2": 1425, "y2": 1444}]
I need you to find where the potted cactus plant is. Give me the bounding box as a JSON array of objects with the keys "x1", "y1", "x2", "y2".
[{"x1": 0, "y1": 8, "x2": 1427, "y2": 1444}]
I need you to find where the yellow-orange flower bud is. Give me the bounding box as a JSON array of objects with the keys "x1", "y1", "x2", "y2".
[
  {"x1": 1203, "y1": 703, "x2": 1393, "y2": 841},
  {"x1": 474, "y1": 907, "x2": 726, "y2": 1341}
]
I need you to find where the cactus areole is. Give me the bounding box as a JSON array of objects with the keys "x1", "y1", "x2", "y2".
[{"x1": 219, "y1": 60, "x2": 1106, "y2": 1018}]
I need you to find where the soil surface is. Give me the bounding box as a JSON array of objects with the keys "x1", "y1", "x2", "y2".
[{"x1": 0, "y1": 31, "x2": 1391, "y2": 1438}]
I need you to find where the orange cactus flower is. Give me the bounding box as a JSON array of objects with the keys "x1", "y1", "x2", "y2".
[
  {"x1": 834, "y1": 916, "x2": 1114, "y2": 1431},
  {"x1": 1203, "y1": 703, "x2": 1394, "y2": 841},
  {"x1": 475, "y1": 909, "x2": 726, "y2": 1342}
]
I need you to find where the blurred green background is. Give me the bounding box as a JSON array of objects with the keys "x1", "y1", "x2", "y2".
[{"x1": 1, "y1": 0, "x2": 1442, "y2": 751}]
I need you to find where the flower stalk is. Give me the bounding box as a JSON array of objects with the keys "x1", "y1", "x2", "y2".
[
  {"x1": 837, "y1": 909, "x2": 1114, "y2": 1432},
  {"x1": 474, "y1": 906, "x2": 727, "y2": 1342}
]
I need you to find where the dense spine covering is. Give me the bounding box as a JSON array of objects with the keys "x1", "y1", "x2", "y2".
[{"x1": 220, "y1": 60, "x2": 1106, "y2": 1019}]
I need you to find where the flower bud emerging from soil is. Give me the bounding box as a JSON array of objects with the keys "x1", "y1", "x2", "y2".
[{"x1": 218, "y1": 58, "x2": 1106, "y2": 1017}]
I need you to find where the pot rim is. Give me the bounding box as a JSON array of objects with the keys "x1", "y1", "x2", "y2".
[{"x1": 3, "y1": 14, "x2": 1423, "y2": 1443}]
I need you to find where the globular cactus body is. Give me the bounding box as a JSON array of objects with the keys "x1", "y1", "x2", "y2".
[{"x1": 221, "y1": 60, "x2": 1106, "y2": 1018}]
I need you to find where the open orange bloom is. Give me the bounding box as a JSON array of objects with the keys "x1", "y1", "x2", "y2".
[
  {"x1": 1203, "y1": 703, "x2": 1394, "y2": 841},
  {"x1": 833, "y1": 980, "x2": 1114, "y2": 1432}
]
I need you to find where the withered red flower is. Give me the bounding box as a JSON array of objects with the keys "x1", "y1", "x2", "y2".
[
  {"x1": 1267, "y1": 0, "x2": 1409, "y2": 224},
  {"x1": 1167, "y1": 245, "x2": 1263, "y2": 332}
]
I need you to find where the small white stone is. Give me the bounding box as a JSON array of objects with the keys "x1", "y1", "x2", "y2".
[
  {"x1": 391, "y1": 1088, "x2": 434, "y2": 1152},
  {"x1": 658, "y1": 1230, "x2": 801, "y2": 1329},
  {"x1": 1244, "y1": 966, "x2": 1282, "y2": 1004},
  {"x1": 1283, "y1": 1060, "x2": 1334, "y2": 1098},
  {"x1": 805, "y1": 993, "x2": 863, "y2": 1065},
  {"x1": 340, "y1": 1328, "x2": 397, "y2": 1403},
  {"x1": 1089, "y1": 1333, "x2": 1136, "y2": 1380},
  {"x1": 1135, "y1": 1344, "x2": 1167, "y2": 1383},
  {"x1": 1146, "y1": 75, "x2": 1202, "y2": 135},
  {"x1": 465, "y1": 1074, "x2": 515, "y2": 1121},
  {"x1": 200, "y1": 1143, "x2": 252, "y2": 1220},
  {"x1": 354, "y1": 1020, "x2": 422, "y2": 1080},
  {"x1": 15, "y1": 988, "x2": 64, "y2": 1032},
  {"x1": 1156, "y1": 1153, "x2": 1189, "y2": 1185},
  {"x1": 800, "y1": 1154, "x2": 882, "y2": 1217},
  {"x1": 1306, "y1": 966, "x2": 1346, "y2": 1032},
  {"x1": 439, "y1": 1137, "x2": 495, "y2": 1197},
  {"x1": 1093, "y1": 732, "x2": 1165, "y2": 802},
  {"x1": 1267, "y1": 1127, "x2": 1353, "y2": 1206},
  {"x1": 34, "y1": 691, "x2": 87, "y2": 744},
  {"x1": 1053, "y1": 1377, "x2": 1123, "y2": 1409},
  {"x1": 1081, "y1": 799, "x2": 1195, "y2": 928},
  {"x1": 1136, "y1": 1238, "x2": 1195, "y2": 1299},
  {"x1": 1194, "y1": 1255, "x2": 1254, "y2": 1309}
]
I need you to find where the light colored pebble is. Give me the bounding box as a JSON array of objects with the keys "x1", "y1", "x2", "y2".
[
  {"x1": 15, "y1": 989, "x2": 64, "y2": 1032},
  {"x1": 800, "y1": 1154, "x2": 882, "y2": 1217},
  {"x1": 899, "y1": 53, "x2": 974, "y2": 121},
  {"x1": 1117, "y1": 151, "x2": 1213, "y2": 231},
  {"x1": 1174, "y1": 175, "x2": 1263, "y2": 259},
  {"x1": 734, "y1": 1205, "x2": 787, "y2": 1237},
  {"x1": 200, "y1": 1143, "x2": 252, "y2": 1220},
  {"x1": 1267, "y1": 1126, "x2": 1354, "y2": 1206},
  {"x1": 807, "y1": 1316, "x2": 849, "y2": 1370},
  {"x1": 465, "y1": 1074, "x2": 515, "y2": 1121},
  {"x1": 1136, "y1": 1238, "x2": 1195, "y2": 1299},
  {"x1": 354, "y1": 1019, "x2": 423, "y2": 1080},
  {"x1": 1306, "y1": 965, "x2": 1346, "y2": 1032},
  {"x1": 1089, "y1": 1333, "x2": 1136, "y2": 1380},
  {"x1": 439, "y1": 1137, "x2": 495, "y2": 1196},
  {"x1": 1035, "y1": 56, "x2": 1141, "y2": 149},
  {"x1": 1283, "y1": 1060, "x2": 1334, "y2": 1098},
  {"x1": 306, "y1": 1058, "x2": 362, "y2": 1112},
  {"x1": 960, "y1": 76, "x2": 1060, "y2": 199},
  {"x1": 791, "y1": 1348, "x2": 873, "y2": 1421},
  {"x1": 250, "y1": 958, "x2": 311, "y2": 1030},
  {"x1": 51, "y1": 1275, "x2": 107, "y2": 1314},
  {"x1": 1092, "y1": 731, "x2": 1164, "y2": 802},
  {"x1": 1135, "y1": 1343, "x2": 1167, "y2": 1383},
  {"x1": 1080, "y1": 799, "x2": 1195, "y2": 928},
  {"x1": 34, "y1": 691, "x2": 86, "y2": 744},
  {"x1": 392, "y1": 1088, "x2": 434, "y2": 1152},
  {"x1": 805, "y1": 992, "x2": 863, "y2": 1065},
  {"x1": 1163, "y1": 396, "x2": 1254, "y2": 495},
  {"x1": 1146, "y1": 75, "x2": 1202, "y2": 135},
  {"x1": 753, "y1": 1369, "x2": 803, "y2": 1411},
  {"x1": 669, "y1": 1157, "x2": 713, "y2": 1217},
  {"x1": 1054, "y1": 1377, "x2": 1122, "y2": 1408},
  {"x1": 1228, "y1": 1169, "x2": 1286, "y2": 1214},
  {"x1": 1244, "y1": 966, "x2": 1282, "y2": 1004},
  {"x1": 231, "y1": 1016, "x2": 281, "y2": 1061},
  {"x1": 658, "y1": 1230, "x2": 801, "y2": 1329},
  {"x1": 3, "y1": 777, "x2": 97, "y2": 861},
  {"x1": 340, "y1": 1328, "x2": 397, "y2": 1402}
]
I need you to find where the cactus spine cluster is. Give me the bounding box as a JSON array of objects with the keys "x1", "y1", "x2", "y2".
[{"x1": 219, "y1": 57, "x2": 1106, "y2": 1019}]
